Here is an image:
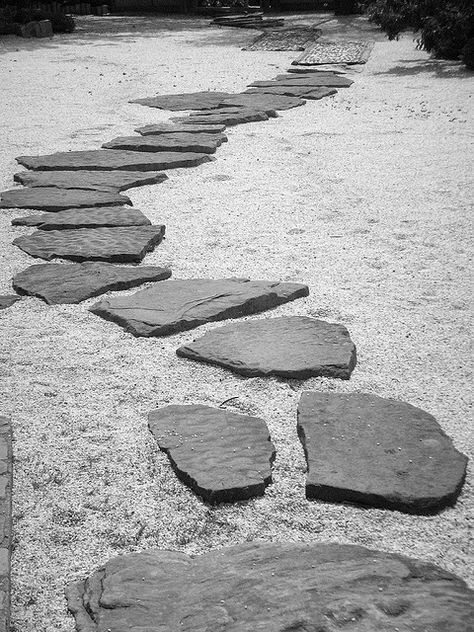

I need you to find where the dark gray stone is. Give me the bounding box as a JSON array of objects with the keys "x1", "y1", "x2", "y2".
[
  {"x1": 130, "y1": 91, "x2": 234, "y2": 111},
  {"x1": 219, "y1": 92, "x2": 306, "y2": 111},
  {"x1": 66, "y1": 542, "x2": 474, "y2": 632},
  {"x1": 252, "y1": 74, "x2": 354, "y2": 87},
  {"x1": 90, "y1": 278, "x2": 309, "y2": 337},
  {"x1": 177, "y1": 316, "x2": 356, "y2": 379},
  {"x1": 245, "y1": 86, "x2": 337, "y2": 100},
  {"x1": 148, "y1": 404, "x2": 275, "y2": 504},
  {"x1": 102, "y1": 133, "x2": 226, "y2": 154},
  {"x1": 136, "y1": 123, "x2": 226, "y2": 135},
  {"x1": 13, "y1": 170, "x2": 168, "y2": 192},
  {"x1": 171, "y1": 109, "x2": 270, "y2": 127},
  {"x1": 297, "y1": 392, "x2": 468, "y2": 514},
  {"x1": 0, "y1": 295, "x2": 21, "y2": 310},
  {"x1": 0, "y1": 187, "x2": 130, "y2": 211},
  {"x1": 0, "y1": 417, "x2": 12, "y2": 632},
  {"x1": 13, "y1": 225, "x2": 165, "y2": 263},
  {"x1": 12, "y1": 206, "x2": 151, "y2": 230},
  {"x1": 13, "y1": 262, "x2": 171, "y2": 304}
]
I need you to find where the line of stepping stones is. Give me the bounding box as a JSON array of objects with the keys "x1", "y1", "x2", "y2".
[{"x1": 1, "y1": 63, "x2": 472, "y2": 630}]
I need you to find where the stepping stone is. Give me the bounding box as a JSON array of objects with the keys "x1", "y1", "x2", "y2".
[
  {"x1": 286, "y1": 67, "x2": 346, "y2": 74},
  {"x1": 11, "y1": 206, "x2": 151, "y2": 230},
  {"x1": 251, "y1": 74, "x2": 354, "y2": 87},
  {"x1": 245, "y1": 87, "x2": 337, "y2": 100},
  {"x1": 0, "y1": 417, "x2": 12, "y2": 632},
  {"x1": 0, "y1": 295, "x2": 21, "y2": 310},
  {"x1": 219, "y1": 92, "x2": 306, "y2": 111},
  {"x1": 172, "y1": 109, "x2": 270, "y2": 127},
  {"x1": 293, "y1": 41, "x2": 374, "y2": 66},
  {"x1": 177, "y1": 316, "x2": 356, "y2": 379},
  {"x1": 90, "y1": 278, "x2": 308, "y2": 337},
  {"x1": 297, "y1": 392, "x2": 468, "y2": 514},
  {"x1": 13, "y1": 225, "x2": 165, "y2": 263},
  {"x1": 130, "y1": 91, "x2": 234, "y2": 111},
  {"x1": 14, "y1": 170, "x2": 168, "y2": 192},
  {"x1": 13, "y1": 262, "x2": 171, "y2": 304},
  {"x1": 136, "y1": 122, "x2": 226, "y2": 135},
  {"x1": 243, "y1": 26, "x2": 321, "y2": 51},
  {"x1": 66, "y1": 542, "x2": 474, "y2": 632},
  {"x1": 0, "y1": 187, "x2": 131, "y2": 211},
  {"x1": 148, "y1": 404, "x2": 275, "y2": 504},
  {"x1": 102, "y1": 133, "x2": 226, "y2": 154},
  {"x1": 16, "y1": 150, "x2": 213, "y2": 172}
]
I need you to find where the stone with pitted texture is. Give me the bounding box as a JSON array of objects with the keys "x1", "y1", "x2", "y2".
[
  {"x1": 12, "y1": 206, "x2": 151, "y2": 230},
  {"x1": 102, "y1": 132, "x2": 226, "y2": 154},
  {"x1": 251, "y1": 74, "x2": 354, "y2": 87},
  {"x1": 219, "y1": 92, "x2": 306, "y2": 111},
  {"x1": 13, "y1": 170, "x2": 168, "y2": 192},
  {"x1": 130, "y1": 91, "x2": 234, "y2": 111},
  {"x1": 0, "y1": 295, "x2": 21, "y2": 310},
  {"x1": 136, "y1": 123, "x2": 226, "y2": 135},
  {"x1": 0, "y1": 417, "x2": 12, "y2": 632},
  {"x1": 0, "y1": 187, "x2": 130, "y2": 211},
  {"x1": 245, "y1": 86, "x2": 337, "y2": 100},
  {"x1": 172, "y1": 109, "x2": 270, "y2": 127}
]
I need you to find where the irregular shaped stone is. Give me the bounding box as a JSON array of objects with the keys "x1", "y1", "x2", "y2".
[
  {"x1": 243, "y1": 27, "x2": 321, "y2": 51},
  {"x1": 0, "y1": 187, "x2": 130, "y2": 211},
  {"x1": 220, "y1": 92, "x2": 306, "y2": 111},
  {"x1": 16, "y1": 150, "x2": 213, "y2": 172},
  {"x1": 13, "y1": 262, "x2": 171, "y2": 304},
  {"x1": 102, "y1": 133, "x2": 226, "y2": 154},
  {"x1": 251, "y1": 74, "x2": 354, "y2": 87},
  {"x1": 297, "y1": 392, "x2": 468, "y2": 514},
  {"x1": 245, "y1": 86, "x2": 337, "y2": 100},
  {"x1": 136, "y1": 123, "x2": 226, "y2": 135},
  {"x1": 11, "y1": 206, "x2": 151, "y2": 230},
  {"x1": 148, "y1": 404, "x2": 275, "y2": 503},
  {"x1": 130, "y1": 91, "x2": 234, "y2": 111},
  {"x1": 172, "y1": 109, "x2": 270, "y2": 127},
  {"x1": 0, "y1": 295, "x2": 21, "y2": 310},
  {"x1": 14, "y1": 170, "x2": 168, "y2": 192},
  {"x1": 177, "y1": 316, "x2": 356, "y2": 379},
  {"x1": 293, "y1": 41, "x2": 374, "y2": 66},
  {"x1": 0, "y1": 417, "x2": 12, "y2": 632},
  {"x1": 90, "y1": 278, "x2": 308, "y2": 337},
  {"x1": 13, "y1": 225, "x2": 165, "y2": 263},
  {"x1": 66, "y1": 542, "x2": 474, "y2": 632}
]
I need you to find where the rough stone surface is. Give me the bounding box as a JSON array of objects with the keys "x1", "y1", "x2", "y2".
[
  {"x1": 136, "y1": 122, "x2": 226, "y2": 135},
  {"x1": 0, "y1": 295, "x2": 21, "y2": 310},
  {"x1": 243, "y1": 27, "x2": 321, "y2": 51},
  {"x1": 253, "y1": 74, "x2": 354, "y2": 87},
  {"x1": 13, "y1": 262, "x2": 171, "y2": 304},
  {"x1": 13, "y1": 170, "x2": 168, "y2": 192},
  {"x1": 102, "y1": 133, "x2": 226, "y2": 154},
  {"x1": 66, "y1": 542, "x2": 474, "y2": 632},
  {"x1": 16, "y1": 150, "x2": 213, "y2": 172},
  {"x1": 220, "y1": 92, "x2": 306, "y2": 111},
  {"x1": 130, "y1": 91, "x2": 234, "y2": 110},
  {"x1": 13, "y1": 225, "x2": 165, "y2": 263},
  {"x1": 148, "y1": 404, "x2": 275, "y2": 504},
  {"x1": 245, "y1": 86, "x2": 337, "y2": 100},
  {"x1": 0, "y1": 417, "x2": 12, "y2": 632},
  {"x1": 90, "y1": 278, "x2": 309, "y2": 337},
  {"x1": 293, "y1": 41, "x2": 374, "y2": 66},
  {"x1": 177, "y1": 316, "x2": 357, "y2": 379},
  {"x1": 297, "y1": 392, "x2": 468, "y2": 514},
  {"x1": 0, "y1": 187, "x2": 131, "y2": 211},
  {"x1": 12, "y1": 206, "x2": 151, "y2": 230},
  {"x1": 171, "y1": 109, "x2": 270, "y2": 127}
]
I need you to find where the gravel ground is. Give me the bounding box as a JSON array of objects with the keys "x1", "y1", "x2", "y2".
[{"x1": 0, "y1": 13, "x2": 473, "y2": 632}]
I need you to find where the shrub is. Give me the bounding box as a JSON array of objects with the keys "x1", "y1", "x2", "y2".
[{"x1": 462, "y1": 37, "x2": 474, "y2": 69}]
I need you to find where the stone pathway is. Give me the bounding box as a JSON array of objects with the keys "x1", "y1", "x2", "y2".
[
  {"x1": 12, "y1": 206, "x2": 151, "y2": 230},
  {"x1": 14, "y1": 169, "x2": 168, "y2": 192},
  {"x1": 0, "y1": 187, "x2": 131, "y2": 210}
]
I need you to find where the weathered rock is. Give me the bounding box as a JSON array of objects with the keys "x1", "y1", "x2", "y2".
[
  {"x1": 0, "y1": 295, "x2": 21, "y2": 310},
  {"x1": 0, "y1": 187, "x2": 130, "y2": 211},
  {"x1": 16, "y1": 150, "x2": 213, "y2": 172},
  {"x1": 90, "y1": 278, "x2": 308, "y2": 337},
  {"x1": 136, "y1": 122, "x2": 226, "y2": 135},
  {"x1": 130, "y1": 91, "x2": 234, "y2": 111},
  {"x1": 220, "y1": 92, "x2": 306, "y2": 111},
  {"x1": 286, "y1": 67, "x2": 345, "y2": 74},
  {"x1": 12, "y1": 206, "x2": 151, "y2": 230},
  {"x1": 297, "y1": 392, "x2": 468, "y2": 514},
  {"x1": 66, "y1": 542, "x2": 474, "y2": 632},
  {"x1": 177, "y1": 316, "x2": 356, "y2": 379},
  {"x1": 13, "y1": 262, "x2": 171, "y2": 304},
  {"x1": 14, "y1": 170, "x2": 168, "y2": 192},
  {"x1": 251, "y1": 74, "x2": 354, "y2": 87},
  {"x1": 148, "y1": 404, "x2": 275, "y2": 503},
  {"x1": 102, "y1": 133, "x2": 226, "y2": 154},
  {"x1": 245, "y1": 86, "x2": 337, "y2": 100},
  {"x1": 0, "y1": 417, "x2": 12, "y2": 632},
  {"x1": 13, "y1": 225, "x2": 165, "y2": 263},
  {"x1": 172, "y1": 109, "x2": 270, "y2": 127},
  {"x1": 293, "y1": 41, "x2": 374, "y2": 66}
]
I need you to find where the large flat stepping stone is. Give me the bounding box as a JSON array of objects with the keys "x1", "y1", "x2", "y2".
[
  {"x1": 13, "y1": 225, "x2": 165, "y2": 263},
  {"x1": 293, "y1": 40, "x2": 374, "y2": 66},
  {"x1": 16, "y1": 150, "x2": 213, "y2": 172},
  {"x1": 0, "y1": 187, "x2": 130, "y2": 211},
  {"x1": 297, "y1": 392, "x2": 468, "y2": 514},
  {"x1": 90, "y1": 278, "x2": 308, "y2": 337},
  {"x1": 219, "y1": 92, "x2": 306, "y2": 111},
  {"x1": 177, "y1": 316, "x2": 356, "y2": 379},
  {"x1": 14, "y1": 170, "x2": 168, "y2": 192},
  {"x1": 245, "y1": 86, "x2": 337, "y2": 100},
  {"x1": 251, "y1": 74, "x2": 354, "y2": 87},
  {"x1": 0, "y1": 417, "x2": 12, "y2": 632},
  {"x1": 66, "y1": 542, "x2": 474, "y2": 632},
  {"x1": 172, "y1": 109, "x2": 270, "y2": 127},
  {"x1": 130, "y1": 91, "x2": 234, "y2": 111},
  {"x1": 0, "y1": 295, "x2": 21, "y2": 310},
  {"x1": 12, "y1": 206, "x2": 151, "y2": 230},
  {"x1": 148, "y1": 404, "x2": 275, "y2": 504},
  {"x1": 136, "y1": 122, "x2": 226, "y2": 135},
  {"x1": 13, "y1": 262, "x2": 171, "y2": 304},
  {"x1": 102, "y1": 132, "x2": 225, "y2": 154}
]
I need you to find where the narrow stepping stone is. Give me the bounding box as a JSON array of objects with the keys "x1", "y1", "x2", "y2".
[
  {"x1": 66, "y1": 542, "x2": 474, "y2": 632},
  {"x1": 14, "y1": 170, "x2": 168, "y2": 192},
  {"x1": 148, "y1": 404, "x2": 275, "y2": 504},
  {"x1": 12, "y1": 206, "x2": 151, "y2": 230},
  {"x1": 102, "y1": 133, "x2": 225, "y2": 154},
  {"x1": 16, "y1": 150, "x2": 213, "y2": 172},
  {"x1": 13, "y1": 262, "x2": 171, "y2": 304},
  {"x1": 172, "y1": 109, "x2": 270, "y2": 127},
  {"x1": 130, "y1": 91, "x2": 234, "y2": 111},
  {"x1": 286, "y1": 67, "x2": 345, "y2": 74},
  {"x1": 0, "y1": 295, "x2": 21, "y2": 310},
  {"x1": 13, "y1": 225, "x2": 165, "y2": 263},
  {"x1": 297, "y1": 392, "x2": 468, "y2": 514},
  {"x1": 0, "y1": 417, "x2": 12, "y2": 632},
  {"x1": 0, "y1": 187, "x2": 130, "y2": 211},
  {"x1": 90, "y1": 278, "x2": 308, "y2": 337},
  {"x1": 177, "y1": 316, "x2": 356, "y2": 379},
  {"x1": 220, "y1": 92, "x2": 306, "y2": 111},
  {"x1": 245, "y1": 86, "x2": 337, "y2": 100},
  {"x1": 252, "y1": 74, "x2": 354, "y2": 87},
  {"x1": 136, "y1": 122, "x2": 226, "y2": 135}
]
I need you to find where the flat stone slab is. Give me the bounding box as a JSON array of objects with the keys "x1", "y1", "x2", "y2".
[
  {"x1": 293, "y1": 41, "x2": 374, "y2": 66},
  {"x1": 66, "y1": 542, "x2": 474, "y2": 632},
  {"x1": 12, "y1": 206, "x2": 151, "y2": 230},
  {"x1": 13, "y1": 225, "x2": 165, "y2": 263},
  {"x1": 102, "y1": 132, "x2": 226, "y2": 154},
  {"x1": 0, "y1": 295, "x2": 21, "y2": 310},
  {"x1": 251, "y1": 74, "x2": 354, "y2": 87},
  {"x1": 245, "y1": 86, "x2": 337, "y2": 100},
  {"x1": 90, "y1": 278, "x2": 308, "y2": 337},
  {"x1": 0, "y1": 187, "x2": 131, "y2": 211},
  {"x1": 172, "y1": 109, "x2": 270, "y2": 127},
  {"x1": 16, "y1": 150, "x2": 213, "y2": 172},
  {"x1": 297, "y1": 392, "x2": 468, "y2": 514},
  {"x1": 130, "y1": 91, "x2": 234, "y2": 111},
  {"x1": 13, "y1": 262, "x2": 171, "y2": 304},
  {"x1": 148, "y1": 404, "x2": 275, "y2": 504},
  {"x1": 0, "y1": 417, "x2": 12, "y2": 632},
  {"x1": 13, "y1": 170, "x2": 168, "y2": 192},
  {"x1": 177, "y1": 316, "x2": 356, "y2": 379},
  {"x1": 243, "y1": 26, "x2": 321, "y2": 51},
  {"x1": 136, "y1": 122, "x2": 226, "y2": 135},
  {"x1": 220, "y1": 92, "x2": 306, "y2": 111}
]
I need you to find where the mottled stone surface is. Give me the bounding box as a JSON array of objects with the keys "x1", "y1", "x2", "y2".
[
  {"x1": 0, "y1": 187, "x2": 130, "y2": 211},
  {"x1": 13, "y1": 225, "x2": 165, "y2": 263},
  {"x1": 297, "y1": 392, "x2": 468, "y2": 514},
  {"x1": 148, "y1": 404, "x2": 275, "y2": 503},
  {"x1": 102, "y1": 133, "x2": 226, "y2": 154},
  {"x1": 13, "y1": 170, "x2": 168, "y2": 192},
  {"x1": 136, "y1": 123, "x2": 226, "y2": 135},
  {"x1": 252, "y1": 74, "x2": 354, "y2": 87},
  {"x1": 220, "y1": 92, "x2": 306, "y2": 111},
  {"x1": 293, "y1": 41, "x2": 374, "y2": 66},
  {"x1": 245, "y1": 86, "x2": 337, "y2": 100},
  {"x1": 0, "y1": 295, "x2": 21, "y2": 310},
  {"x1": 177, "y1": 316, "x2": 356, "y2": 379},
  {"x1": 66, "y1": 542, "x2": 474, "y2": 632},
  {"x1": 90, "y1": 278, "x2": 308, "y2": 337},
  {"x1": 13, "y1": 262, "x2": 171, "y2": 304},
  {"x1": 12, "y1": 206, "x2": 151, "y2": 230},
  {"x1": 171, "y1": 109, "x2": 270, "y2": 127},
  {"x1": 0, "y1": 417, "x2": 12, "y2": 632},
  {"x1": 130, "y1": 91, "x2": 234, "y2": 110}
]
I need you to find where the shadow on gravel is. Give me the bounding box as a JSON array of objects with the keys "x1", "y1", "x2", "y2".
[{"x1": 373, "y1": 58, "x2": 474, "y2": 79}]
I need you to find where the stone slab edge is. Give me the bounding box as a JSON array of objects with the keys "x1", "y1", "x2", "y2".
[{"x1": 0, "y1": 417, "x2": 12, "y2": 632}]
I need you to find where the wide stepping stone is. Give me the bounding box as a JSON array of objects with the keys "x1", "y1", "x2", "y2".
[
  {"x1": 148, "y1": 404, "x2": 275, "y2": 504},
  {"x1": 11, "y1": 206, "x2": 151, "y2": 230},
  {"x1": 13, "y1": 225, "x2": 165, "y2": 263},
  {"x1": 0, "y1": 295, "x2": 21, "y2": 310},
  {"x1": 177, "y1": 316, "x2": 356, "y2": 379},
  {"x1": 245, "y1": 86, "x2": 337, "y2": 100},
  {"x1": 14, "y1": 170, "x2": 168, "y2": 192},
  {"x1": 0, "y1": 417, "x2": 12, "y2": 632},
  {"x1": 130, "y1": 91, "x2": 234, "y2": 111},
  {"x1": 297, "y1": 392, "x2": 468, "y2": 514},
  {"x1": 13, "y1": 262, "x2": 171, "y2": 304},
  {"x1": 102, "y1": 132, "x2": 226, "y2": 154},
  {"x1": 66, "y1": 542, "x2": 474, "y2": 632},
  {"x1": 136, "y1": 122, "x2": 226, "y2": 135},
  {"x1": 172, "y1": 108, "x2": 270, "y2": 127},
  {"x1": 16, "y1": 150, "x2": 213, "y2": 172},
  {"x1": 0, "y1": 187, "x2": 130, "y2": 211},
  {"x1": 251, "y1": 74, "x2": 354, "y2": 87},
  {"x1": 220, "y1": 92, "x2": 306, "y2": 111},
  {"x1": 90, "y1": 278, "x2": 308, "y2": 337}
]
